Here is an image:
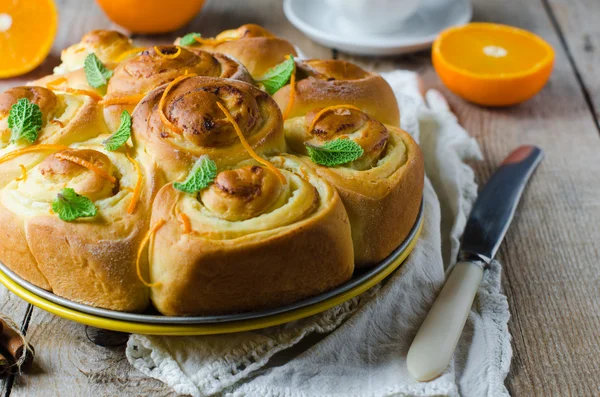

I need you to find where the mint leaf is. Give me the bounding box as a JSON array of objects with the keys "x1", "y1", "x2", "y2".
[
  {"x1": 257, "y1": 55, "x2": 294, "y2": 95},
  {"x1": 174, "y1": 156, "x2": 217, "y2": 194},
  {"x1": 306, "y1": 139, "x2": 364, "y2": 167},
  {"x1": 180, "y1": 32, "x2": 201, "y2": 46},
  {"x1": 8, "y1": 98, "x2": 43, "y2": 144},
  {"x1": 84, "y1": 53, "x2": 113, "y2": 88},
  {"x1": 52, "y1": 188, "x2": 97, "y2": 221},
  {"x1": 103, "y1": 110, "x2": 131, "y2": 151}
]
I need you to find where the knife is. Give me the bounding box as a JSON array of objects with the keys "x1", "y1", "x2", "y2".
[{"x1": 407, "y1": 145, "x2": 543, "y2": 382}]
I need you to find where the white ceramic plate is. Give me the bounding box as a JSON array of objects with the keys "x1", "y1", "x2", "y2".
[{"x1": 283, "y1": 0, "x2": 473, "y2": 56}]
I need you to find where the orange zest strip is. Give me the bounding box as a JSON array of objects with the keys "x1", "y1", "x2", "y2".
[
  {"x1": 154, "y1": 45, "x2": 181, "y2": 60},
  {"x1": 135, "y1": 218, "x2": 166, "y2": 288},
  {"x1": 15, "y1": 164, "x2": 27, "y2": 181},
  {"x1": 308, "y1": 104, "x2": 362, "y2": 133},
  {"x1": 179, "y1": 212, "x2": 192, "y2": 234},
  {"x1": 46, "y1": 77, "x2": 103, "y2": 101},
  {"x1": 158, "y1": 74, "x2": 196, "y2": 134},
  {"x1": 0, "y1": 144, "x2": 69, "y2": 165},
  {"x1": 46, "y1": 77, "x2": 67, "y2": 88},
  {"x1": 115, "y1": 47, "x2": 144, "y2": 62},
  {"x1": 126, "y1": 152, "x2": 143, "y2": 214},
  {"x1": 65, "y1": 88, "x2": 103, "y2": 101},
  {"x1": 216, "y1": 101, "x2": 286, "y2": 183},
  {"x1": 54, "y1": 153, "x2": 117, "y2": 184},
  {"x1": 193, "y1": 36, "x2": 236, "y2": 46},
  {"x1": 282, "y1": 59, "x2": 296, "y2": 120},
  {"x1": 100, "y1": 94, "x2": 145, "y2": 106}
]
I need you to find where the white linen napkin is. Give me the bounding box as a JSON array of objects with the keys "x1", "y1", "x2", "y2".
[{"x1": 126, "y1": 70, "x2": 512, "y2": 397}]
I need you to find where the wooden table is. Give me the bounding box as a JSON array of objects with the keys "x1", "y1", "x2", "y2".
[{"x1": 1, "y1": 0, "x2": 599, "y2": 395}]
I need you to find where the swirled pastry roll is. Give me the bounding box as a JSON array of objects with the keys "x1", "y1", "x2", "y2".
[
  {"x1": 132, "y1": 76, "x2": 286, "y2": 182},
  {"x1": 0, "y1": 86, "x2": 109, "y2": 186},
  {"x1": 285, "y1": 106, "x2": 424, "y2": 267},
  {"x1": 0, "y1": 146, "x2": 157, "y2": 311},
  {"x1": 176, "y1": 24, "x2": 298, "y2": 78},
  {"x1": 148, "y1": 155, "x2": 354, "y2": 315},
  {"x1": 102, "y1": 45, "x2": 254, "y2": 131},
  {"x1": 53, "y1": 30, "x2": 137, "y2": 74},
  {"x1": 273, "y1": 59, "x2": 400, "y2": 126}
]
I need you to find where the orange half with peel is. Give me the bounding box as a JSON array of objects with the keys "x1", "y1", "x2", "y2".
[
  {"x1": 0, "y1": 0, "x2": 58, "y2": 79},
  {"x1": 433, "y1": 23, "x2": 554, "y2": 106}
]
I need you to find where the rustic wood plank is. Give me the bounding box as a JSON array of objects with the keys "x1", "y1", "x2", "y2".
[
  {"x1": 342, "y1": 1, "x2": 600, "y2": 395},
  {"x1": 1, "y1": 0, "x2": 598, "y2": 395},
  {"x1": 543, "y1": 0, "x2": 600, "y2": 127},
  {"x1": 8, "y1": 307, "x2": 175, "y2": 397}
]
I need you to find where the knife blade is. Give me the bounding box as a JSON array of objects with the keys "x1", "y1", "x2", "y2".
[{"x1": 407, "y1": 145, "x2": 543, "y2": 382}]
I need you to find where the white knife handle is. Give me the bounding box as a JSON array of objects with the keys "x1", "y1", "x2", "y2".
[{"x1": 407, "y1": 260, "x2": 484, "y2": 381}]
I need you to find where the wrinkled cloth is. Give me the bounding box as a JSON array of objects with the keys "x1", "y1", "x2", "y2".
[{"x1": 126, "y1": 71, "x2": 512, "y2": 397}]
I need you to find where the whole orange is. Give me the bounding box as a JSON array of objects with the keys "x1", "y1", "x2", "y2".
[
  {"x1": 96, "y1": 0, "x2": 205, "y2": 34},
  {"x1": 432, "y1": 23, "x2": 555, "y2": 106}
]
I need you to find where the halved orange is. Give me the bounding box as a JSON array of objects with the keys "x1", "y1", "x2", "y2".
[
  {"x1": 0, "y1": 0, "x2": 58, "y2": 79},
  {"x1": 432, "y1": 23, "x2": 555, "y2": 106}
]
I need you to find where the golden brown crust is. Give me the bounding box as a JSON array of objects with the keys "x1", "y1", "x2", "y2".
[
  {"x1": 274, "y1": 59, "x2": 400, "y2": 126},
  {"x1": 148, "y1": 155, "x2": 354, "y2": 315},
  {"x1": 211, "y1": 37, "x2": 297, "y2": 78},
  {"x1": 103, "y1": 46, "x2": 254, "y2": 131},
  {"x1": 0, "y1": 86, "x2": 58, "y2": 121},
  {"x1": 0, "y1": 146, "x2": 158, "y2": 311},
  {"x1": 178, "y1": 24, "x2": 297, "y2": 78},
  {"x1": 54, "y1": 29, "x2": 135, "y2": 74},
  {"x1": 0, "y1": 201, "x2": 50, "y2": 289},
  {"x1": 0, "y1": 85, "x2": 110, "y2": 187},
  {"x1": 132, "y1": 76, "x2": 286, "y2": 181},
  {"x1": 285, "y1": 107, "x2": 423, "y2": 266},
  {"x1": 308, "y1": 128, "x2": 424, "y2": 266}
]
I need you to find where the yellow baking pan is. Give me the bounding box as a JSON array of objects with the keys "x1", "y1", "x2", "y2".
[{"x1": 0, "y1": 204, "x2": 423, "y2": 336}]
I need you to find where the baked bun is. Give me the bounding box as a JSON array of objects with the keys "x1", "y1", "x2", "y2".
[
  {"x1": 274, "y1": 59, "x2": 400, "y2": 126},
  {"x1": 148, "y1": 155, "x2": 354, "y2": 315},
  {"x1": 54, "y1": 30, "x2": 137, "y2": 74},
  {"x1": 102, "y1": 45, "x2": 254, "y2": 130},
  {"x1": 0, "y1": 145, "x2": 156, "y2": 311},
  {"x1": 177, "y1": 24, "x2": 298, "y2": 78},
  {"x1": 0, "y1": 86, "x2": 109, "y2": 186},
  {"x1": 285, "y1": 106, "x2": 424, "y2": 267},
  {"x1": 132, "y1": 76, "x2": 286, "y2": 181}
]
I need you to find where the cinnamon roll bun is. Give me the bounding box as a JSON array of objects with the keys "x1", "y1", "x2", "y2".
[
  {"x1": 176, "y1": 24, "x2": 298, "y2": 78},
  {"x1": 0, "y1": 86, "x2": 109, "y2": 186},
  {"x1": 285, "y1": 105, "x2": 424, "y2": 267},
  {"x1": 102, "y1": 45, "x2": 254, "y2": 131},
  {"x1": 148, "y1": 155, "x2": 354, "y2": 315},
  {"x1": 132, "y1": 76, "x2": 286, "y2": 182},
  {"x1": 273, "y1": 59, "x2": 400, "y2": 126},
  {"x1": 0, "y1": 145, "x2": 156, "y2": 311},
  {"x1": 53, "y1": 30, "x2": 137, "y2": 74}
]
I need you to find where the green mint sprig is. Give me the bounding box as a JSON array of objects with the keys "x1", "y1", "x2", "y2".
[
  {"x1": 84, "y1": 53, "x2": 113, "y2": 88},
  {"x1": 52, "y1": 188, "x2": 98, "y2": 222},
  {"x1": 174, "y1": 156, "x2": 218, "y2": 194},
  {"x1": 306, "y1": 139, "x2": 364, "y2": 167},
  {"x1": 257, "y1": 55, "x2": 295, "y2": 95},
  {"x1": 8, "y1": 98, "x2": 43, "y2": 144},
  {"x1": 103, "y1": 110, "x2": 132, "y2": 151},
  {"x1": 180, "y1": 32, "x2": 201, "y2": 46}
]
